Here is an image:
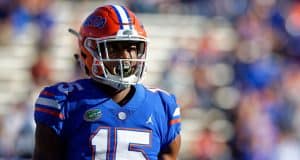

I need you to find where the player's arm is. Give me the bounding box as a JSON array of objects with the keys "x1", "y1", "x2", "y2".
[
  {"x1": 33, "y1": 123, "x2": 66, "y2": 160},
  {"x1": 156, "y1": 91, "x2": 182, "y2": 160},
  {"x1": 158, "y1": 135, "x2": 181, "y2": 160}
]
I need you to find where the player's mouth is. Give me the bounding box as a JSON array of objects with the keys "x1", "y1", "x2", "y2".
[{"x1": 114, "y1": 62, "x2": 134, "y2": 77}]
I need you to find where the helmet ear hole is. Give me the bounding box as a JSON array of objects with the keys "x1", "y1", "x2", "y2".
[{"x1": 85, "y1": 39, "x2": 100, "y2": 58}]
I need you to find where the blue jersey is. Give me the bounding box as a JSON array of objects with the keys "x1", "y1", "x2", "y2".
[{"x1": 34, "y1": 78, "x2": 181, "y2": 160}]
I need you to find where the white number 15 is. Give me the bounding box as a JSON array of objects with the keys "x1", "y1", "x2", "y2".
[{"x1": 91, "y1": 127, "x2": 151, "y2": 160}]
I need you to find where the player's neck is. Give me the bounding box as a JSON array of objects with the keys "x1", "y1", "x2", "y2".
[
  {"x1": 91, "y1": 80, "x2": 134, "y2": 106},
  {"x1": 112, "y1": 86, "x2": 134, "y2": 106}
]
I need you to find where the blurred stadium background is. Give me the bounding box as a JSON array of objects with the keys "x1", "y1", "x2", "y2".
[{"x1": 1, "y1": 0, "x2": 300, "y2": 159}]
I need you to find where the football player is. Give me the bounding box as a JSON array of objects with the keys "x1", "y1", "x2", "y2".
[{"x1": 33, "y1": 4, "x2": 181, "y2": 160}]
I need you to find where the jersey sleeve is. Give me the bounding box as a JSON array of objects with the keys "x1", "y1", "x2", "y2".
[
  {"x1": 159, "y1": 91, "x2": 181, "y2": 148},
  {"x1": 34, "y1": 84, "x2": 68, "y2": 136}
]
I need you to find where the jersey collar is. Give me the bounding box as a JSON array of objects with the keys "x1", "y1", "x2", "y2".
[{"x1": 104, "y1": 84, "x2": 146, "y2": 110}]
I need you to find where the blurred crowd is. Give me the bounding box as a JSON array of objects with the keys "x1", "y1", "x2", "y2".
[
  {"x1": 1, "y1": 0, "x2": 300, "y2": 159},
  {"x1": 151, "y1": 0, "x2": 300, "y2": 159},
  {"x1": 0, "y1": 0, "x2": 54, "y2": 159}
]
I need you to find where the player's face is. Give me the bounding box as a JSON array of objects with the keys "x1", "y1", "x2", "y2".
[{"x1": 100, "y1": 41, "x2": 142, "y2": 77}]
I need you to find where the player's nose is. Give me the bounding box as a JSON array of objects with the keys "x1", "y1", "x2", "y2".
[{"x1": 119, "y1": 49, "x2": 131, "y2": 59}]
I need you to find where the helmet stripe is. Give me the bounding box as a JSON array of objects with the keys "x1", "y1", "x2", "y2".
[
  {"x1": 121, "y1": 6, "x2": 132, "y2": 29},
  {"x1": 111, "y1": 5, "x2": 131, "y2": 30},
  {"x1": 111, "y1": 5, "x2": 123, "y2": 29}
]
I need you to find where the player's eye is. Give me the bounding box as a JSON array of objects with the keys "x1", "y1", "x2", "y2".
[
  {"x1": 108, "y1": 42, "x2": 137, "y2": 54},
  {"x1": 98, "y1": 41, "x2": 145, "y2": 59},
  {"x1": 127, "y1": 45, "x2": 137, "y2": 52}
]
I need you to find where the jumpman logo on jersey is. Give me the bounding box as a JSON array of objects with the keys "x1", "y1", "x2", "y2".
[{"x1": 146, "y1": 114, "x2": 153, "y2": 125}]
